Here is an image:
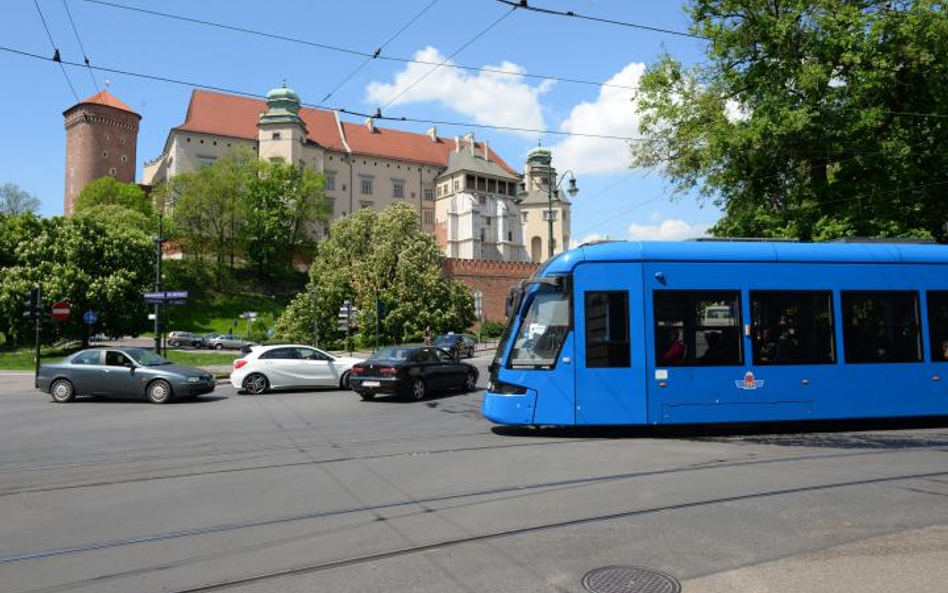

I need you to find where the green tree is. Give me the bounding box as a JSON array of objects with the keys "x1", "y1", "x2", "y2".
[
  {"x1": 241, "y1": 160, "x2": 327, "y2": 276},
  {"x1": 0, "y1": 216, "x2": 153, "y2": 346},
  {"x1": 274, "y1": 204, "x2": 474, "y2": 346},
  {"x1": 165, "y1": 146, "x2": 256, "y2": 268},
  {"x1": 633, "y1": 0, "x2": 948, "y2": 241},
  {"x1": 0, "y1": 183, "x2": 40, "y2": 215},
  {"x1": 73, "y1": 204, "x2": 156, "y2": 236},
  {"x1": 74, "y1": 177, "x2": 154, "y2": 218}
]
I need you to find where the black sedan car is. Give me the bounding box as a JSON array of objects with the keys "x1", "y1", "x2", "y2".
[
  {"x1": 349, "y1": 346, "x2": 478, "y2": 401},
  {"x1": 36, "y1": 348, "x2": 216, "y2": 404},
  {"x1": 433, "y1": 334, "x2": 476, "y2": 358}
]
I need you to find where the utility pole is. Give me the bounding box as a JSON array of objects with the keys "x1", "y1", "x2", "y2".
[
  {"x1": 153, "y1": 211, "x2": 165, "y2": 355},
  {"x1": 374, "y1": 290, "x2": 380, "y2": 354},
  {"x1": 33, "y1": 286, "x2": 41, "y2": 387},
  {"x1": 547, "y1": 166, "x2": 555, "y2": 259}
]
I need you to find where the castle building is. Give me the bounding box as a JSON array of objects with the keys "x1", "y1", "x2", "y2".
[
  {"x1": 63, "y1": 91, "x2": 141, "y2": 215},
  {"x1": 519, "y1": 146, "x2": 572, "y2": 262},
  {"x1": 143, "y1": 84, "x2": 571, "y2": 263}
]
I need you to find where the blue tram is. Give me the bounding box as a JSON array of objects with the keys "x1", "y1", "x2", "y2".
[{"x1": 483, "y1": 241, "x2": 948, "y2": 426}]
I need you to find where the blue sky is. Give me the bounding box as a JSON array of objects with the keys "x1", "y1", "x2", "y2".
[{"x1": 0, "y1": 0, "x2": 720, "y2": 241}]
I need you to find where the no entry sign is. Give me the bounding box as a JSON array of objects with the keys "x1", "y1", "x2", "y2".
[{"x1": 51, "y1": 301, "x2": 71, "y2": 322}]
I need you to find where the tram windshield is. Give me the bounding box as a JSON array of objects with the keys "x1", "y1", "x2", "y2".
[{"x1": 507, "y1": 284, "x2": 571, "y2": 369}]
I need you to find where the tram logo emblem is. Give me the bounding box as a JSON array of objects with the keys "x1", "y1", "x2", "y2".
[{"x1": 735, "y1": 371, "x2": 765, "y2": 390}]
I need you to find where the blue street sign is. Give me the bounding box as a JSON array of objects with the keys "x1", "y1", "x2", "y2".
[
  {"x1": 83, "y1": 310, "x2": 97, "y2": 325},
  {"x1": 267, "y1": 328, "x2": 275, "y2": 338}
]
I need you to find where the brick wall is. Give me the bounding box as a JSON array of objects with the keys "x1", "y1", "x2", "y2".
[
  {"x1": 64, "y1": 104, "x2": 140, "y2": 215},
  {"x1": 443, "y1": 258, "x2": 539, "y2": 325}
]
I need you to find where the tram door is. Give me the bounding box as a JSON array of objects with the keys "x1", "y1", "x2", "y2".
[{"x1": 574, "y1": 263, "x2": 648, "y2": 425}]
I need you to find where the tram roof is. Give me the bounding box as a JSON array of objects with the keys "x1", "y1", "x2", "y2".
[{"x1": 542, "y1": 240, "x2": 948, "y2": 274}]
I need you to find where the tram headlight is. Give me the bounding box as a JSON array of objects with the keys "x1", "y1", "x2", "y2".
[{"x1": 487, "y1": 379, "x2": 527, "y2": 395}]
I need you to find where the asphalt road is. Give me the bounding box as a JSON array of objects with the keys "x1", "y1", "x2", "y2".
[{"x1": 1, "y1": 357, "x2": 948, "y2": 593}]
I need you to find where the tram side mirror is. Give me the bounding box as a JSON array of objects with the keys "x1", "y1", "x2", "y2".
[{"x1": 505, "y1": 290, "x2": 515, "y2": 318}]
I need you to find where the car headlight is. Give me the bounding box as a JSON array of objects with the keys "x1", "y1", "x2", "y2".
[{"x1": 187, "y1": 376, "x2": 201, "y2": 383}]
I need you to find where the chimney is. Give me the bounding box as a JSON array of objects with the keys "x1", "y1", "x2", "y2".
[
  {"x1": 483, "y1": 140, "x2": 489, "y2": 162},
  {"x1": 454, "y1": 136, "x2": 460, "y2": 153},
  {"x1": 364, "y1": 117, "x2": 375, "y2": 133},
  {"x1": 426, "y1": 126, "x2": 438, "y2": 142},
  {"x1": 465, "y1": 133, "x2": 475, "y2": 156}
]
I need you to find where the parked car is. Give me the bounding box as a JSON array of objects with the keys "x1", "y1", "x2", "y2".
[
  {"x1": 205, "y1": 334, "x2": 254, "y2": 350},
  {"x1": 231, "y1": 345, "x2": 364, "y2": 394},
  {"x1": 36, "y1": 347, "x2": 216, "y2": 404},
  {"x1": 349, "y1": 346, "x2": 478, "y2": 401},
  {"x1": 433, "y1": 333, "x2": 476, "y2": 358},
  {"x1": 167, "y1": 331, "x2": 206, "y2": 348}
]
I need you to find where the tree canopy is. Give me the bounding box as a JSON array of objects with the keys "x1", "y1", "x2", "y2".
[
  {"x1": 633, "y1": 0, "x2": 948, "y2": 241},
  {"x1": 74, "y1": 177, "x2": 154, "y2": 218},
  {"x1": 0, "y1": 183, "x2": 40, "y2": 216},
  {"x1": 274, "y1": 204, "x2": 475, "y2": 347}
]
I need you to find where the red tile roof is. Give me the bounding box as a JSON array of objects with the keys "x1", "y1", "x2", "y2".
[
  {"x1": 173, "y1": 90, "x2": 517, "y2": 174},
  {"x1": 70, "y1": 90, "x2": 141, "y2": 117}
]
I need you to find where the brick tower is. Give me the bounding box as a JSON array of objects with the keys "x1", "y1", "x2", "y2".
[{"x1": 63, "y1": 90, "x2": 141, "y2": 215}]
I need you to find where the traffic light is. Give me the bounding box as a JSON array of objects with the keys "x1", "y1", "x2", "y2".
[{"x1": 22, "y1": 288, "x2": 40, "y2": 321}]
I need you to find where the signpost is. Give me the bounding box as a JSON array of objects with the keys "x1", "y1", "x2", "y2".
[
  {"x1": 338, "y1": 300, "x2": 356, "y2": 356},
  {"x1": 143, "y1": 290, "x2": 188, "y2": 355},
  {"x1": 83, "y1": 310, "x2": 97, "y2": 346},
  {"x1": 51, "y1": 301, "x2": 71, "y2": 322}
]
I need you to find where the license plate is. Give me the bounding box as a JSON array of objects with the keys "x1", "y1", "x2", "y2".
[{"x1": 362, "y1": 381, "x2": 381, "y2": 388}]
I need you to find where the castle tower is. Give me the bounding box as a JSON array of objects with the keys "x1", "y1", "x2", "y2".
[
  {"x1": 519, "y1": 146, "x2": 572, "y2": 263},
  {"x1": 257, "y1": 81, "x2": 308, "y2": 166},
  {"x1": 63, "y1": 90, "x2": 141, "y2": 215}
]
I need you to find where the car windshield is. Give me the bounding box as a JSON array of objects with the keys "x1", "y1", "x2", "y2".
[
  {"x1": 371, "y1": 347, "x2": 413, "y2": 361},
  {"x1": 433, "y1": 336, "x2": 457, "y2": 345},
  {"x1": 124, "y1": 349, "x2": 170, "y2": 366}
]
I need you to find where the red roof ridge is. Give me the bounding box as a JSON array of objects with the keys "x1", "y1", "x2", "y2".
[{"x1": 73, "y1": 90, "x2": 140, "y2": 117}]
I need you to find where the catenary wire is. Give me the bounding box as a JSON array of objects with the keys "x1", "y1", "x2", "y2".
[
  {"x1": 33, "y1": 0, "x2": 79, "y2": 102},
  {"x1": 61, "y1": 0, "x2": 99, "y2": 91},
  {"x1": 77, "y1": 0, "x2": 639, "y2": 92},
  {"x1": 0, "y1": 44, "x2": 641, "y2": 141},
  {"x1": 319, "y1": 0, "x2": 441, "y2": 104},
  {"x1": 379, "y1": 4, "x2": 517, "y2": 110},
  {"x1": 493, "y1": 0, "x2": 708, "y2": 40}
]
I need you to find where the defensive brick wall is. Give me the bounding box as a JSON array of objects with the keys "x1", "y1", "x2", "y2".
[{"x1": 442, "y1": 258, "x2": 539, "y2": 325}]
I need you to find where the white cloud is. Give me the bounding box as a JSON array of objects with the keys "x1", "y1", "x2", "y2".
[
  {"x1": 550, "y1": 62, "x2": 646, "y2": 176},
  {"x1": 627, "y1": 218, "x2": 712, "y2": 241},
  {"x1": 365, "y1": 47, "x2": 552, "y2": 137}
]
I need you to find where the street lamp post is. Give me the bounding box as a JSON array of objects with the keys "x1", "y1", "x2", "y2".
[{"x1": 153, "y1": 210, "x2": 165, "y2": 355}]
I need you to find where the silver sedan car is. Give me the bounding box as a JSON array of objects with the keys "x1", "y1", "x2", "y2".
[{"x1": 36, "y1": 348, "x2": 216, "y2": 404}]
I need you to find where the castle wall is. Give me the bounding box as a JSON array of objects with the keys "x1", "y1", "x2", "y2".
[{"x1": 442, "y1": 258, "x2": 539, "y2": 324}]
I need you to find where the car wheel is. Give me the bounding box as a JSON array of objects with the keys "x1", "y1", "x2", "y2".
[
  {"x1": 169, "y1": 340, "x2": 179, "y2": 348},
  {"x1": 50, "y1": 379, "x2": 76, "y2": 403},
  {"x1": 409, "y1": 378, "x2": 426, "y2": 401},
  {"x1": 146, "y1": 379, "x2": 173, "y2": 404},
  {"x1": 339, "y1": 371, "x2": 351, "y2": 391},
  {"x1": 464, "y1": 370, "x2": 477, "y2": 392},
  {"x1": 215, "y1": 343, "x2": 224, "y2": 350},
  {"x1": 243, "y1": 373, "x2": 269, "y2": 395},
  {"x1": 359, "y1": 391, "x2": 375, "y2": 401}
]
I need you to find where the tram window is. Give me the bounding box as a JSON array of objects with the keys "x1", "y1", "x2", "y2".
[
  {"x1": 926, "y1": 292, "x2": 948, "y2": 362},
  {"x1": 654, "y1": 291, "x2": 743, "y2": 367},
  {"x1": 585, "y1": 292, "x2": 630, "y2": 368},
  {"x1": 508, "y1": 285, "x2": 571, "y2": 369},
  {"x1": 842, "y1": 291, "x2": 921, "y2": 363},
  {"x1": 750, "y1": 291, "x2": 836, "y2": 365}
]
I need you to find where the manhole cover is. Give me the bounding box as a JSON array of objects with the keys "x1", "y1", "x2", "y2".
[{"x1": 582, "y1": 566, "x2": 681, "y2": 593}]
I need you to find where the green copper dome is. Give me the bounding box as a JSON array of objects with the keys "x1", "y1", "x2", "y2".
[
  {"x1": 527, "y1": 146, "x2": 552, "y2": 165},
  {"x1": 266, "y1": 81, "x2": 301, "y2": 105},
  {"x1": 259, "y1": 80, "x2": 306, "y2": 129}
]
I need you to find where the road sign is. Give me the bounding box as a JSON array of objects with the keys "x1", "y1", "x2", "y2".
[
  {"x1": 267, "y1": 328, "x2": 275, "y2": 338},
  {"x1": 83, "y1": 310, "x2": 97, "y2": 325},
  {"x1": 144, "y1": 291, "x2": 189, "y2": 303},
  {"x1": 51, "y1": 301, "x2": 71, "y2": 322},
  {"x1": 241, "y1": 311, "x2": 258, "y2": 319}
]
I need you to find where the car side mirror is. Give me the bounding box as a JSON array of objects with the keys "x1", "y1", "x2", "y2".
[{"x1": 124, "y1": 362, "x2": 135, "y2": 371}]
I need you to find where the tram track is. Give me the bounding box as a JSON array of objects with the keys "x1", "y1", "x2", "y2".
[
  {"x1": 3, "y1": 442, "x2": 945, "y2": 565},
  {"x1": 15, "y1": 467, "x2": 948, "y2": 593}
]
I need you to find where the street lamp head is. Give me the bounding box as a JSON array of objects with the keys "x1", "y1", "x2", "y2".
[{"x1": 567, "y1": 176, "x2": 579, "y2": 198}]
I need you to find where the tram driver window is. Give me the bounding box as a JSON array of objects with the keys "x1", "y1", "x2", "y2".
[
  {"x1": 508, "y1": 284, "x2": 571, "y2": 369},
  {"x1": 751, "y1": 291, "x2": 835, "y2": 365},
  {"x1": 585, "y1": 291, "x2": 630, "y2": 368},
  {"x1": 653, "y1": 291, "x2": 743, "y2": 366},
  {"x1": 927, "y1": 292, "x2": 948, "y2": 362},
  {"x1": 842, "y1": 291, "x2": 922, "y2": 363}
]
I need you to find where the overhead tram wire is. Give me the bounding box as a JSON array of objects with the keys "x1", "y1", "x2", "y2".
[
  {"x1": 319, "y1": 0, "x2": 441, "y2": 104},
  {"x1": 62, "y1": 0, "x2": 99, "y2": 91},
  {"x1": 378, "y1": 4, "x2": 517, "y2": 111},
  {"x1": 493, "y1": 0, "x2": 709, "y2": 40},
  {"x1": 33, "y1": 0, "x2": 80, "y2": 102},
  {"x1": 0, "y1": 45, "x2": 640, "y2": 142},
  {"x1": 77, "y1": 0, "x2": 639, "y2": 93}
]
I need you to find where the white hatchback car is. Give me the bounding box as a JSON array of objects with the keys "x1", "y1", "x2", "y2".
[{"x1": 231, "y1": 345, "x2": 364, "y2": 394}]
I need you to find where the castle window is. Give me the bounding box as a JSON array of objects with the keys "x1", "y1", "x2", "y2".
[
  {"x1": 466, "y1": 174, "x2": 475, "y2": 189},
  {"x1": 187, "y1": 137, "x2": 191, "y2": 142},
  {"x1": 478, "y1": 195, "x2": 486, "y2": 205},
  {"x1": 272, "y1": 132, "x2": 281, "y2": 140},
  {"x1": 392, "y1": 179, "x2": 404, "y2": 198},
  {"x1": 423, "y1": 210, "x2": 434, "y2": 225},
  {"x1": 325, "y1": 173, "x2": 336, "y2": 191},
  {"x1": 423, "y1": 188, "x2": 434, "y2": 201},
  {"x1": 102, "y1": 151, "x2": 107, "y2": 158},
  {"x1": 508, "y1": 231, "x2": 513, "y2": 241},
  {"x1": 109, "y1": 168, "x2": 117, "y2": 176},
  {"x1": 488, "y1": 179, "x2": 496, "y2": 193},
  {"x1": 360, "y1": 177, "x2": 374, "y2": 195},
  {"x1": 121, "y1": 155, "x2": 128, "y2": 162},
  {"x1": 199, "y1": 139, "x2": 204, "y2": 144}
]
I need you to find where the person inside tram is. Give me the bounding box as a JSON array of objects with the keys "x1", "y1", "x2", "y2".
[
  {"x1": 699, "y1": 331, "x2": 730, "y2": 363},
  {"x1": 660, "y1": 328, "x2": 686, "y2": 365},
  {"x1": 758, "y1": 326, "x2": 780, "y2": 363}
]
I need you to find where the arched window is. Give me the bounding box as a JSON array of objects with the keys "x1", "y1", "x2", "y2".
[{"x1": 531, "y1": 236, "x2": 542, "y2": 263}]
